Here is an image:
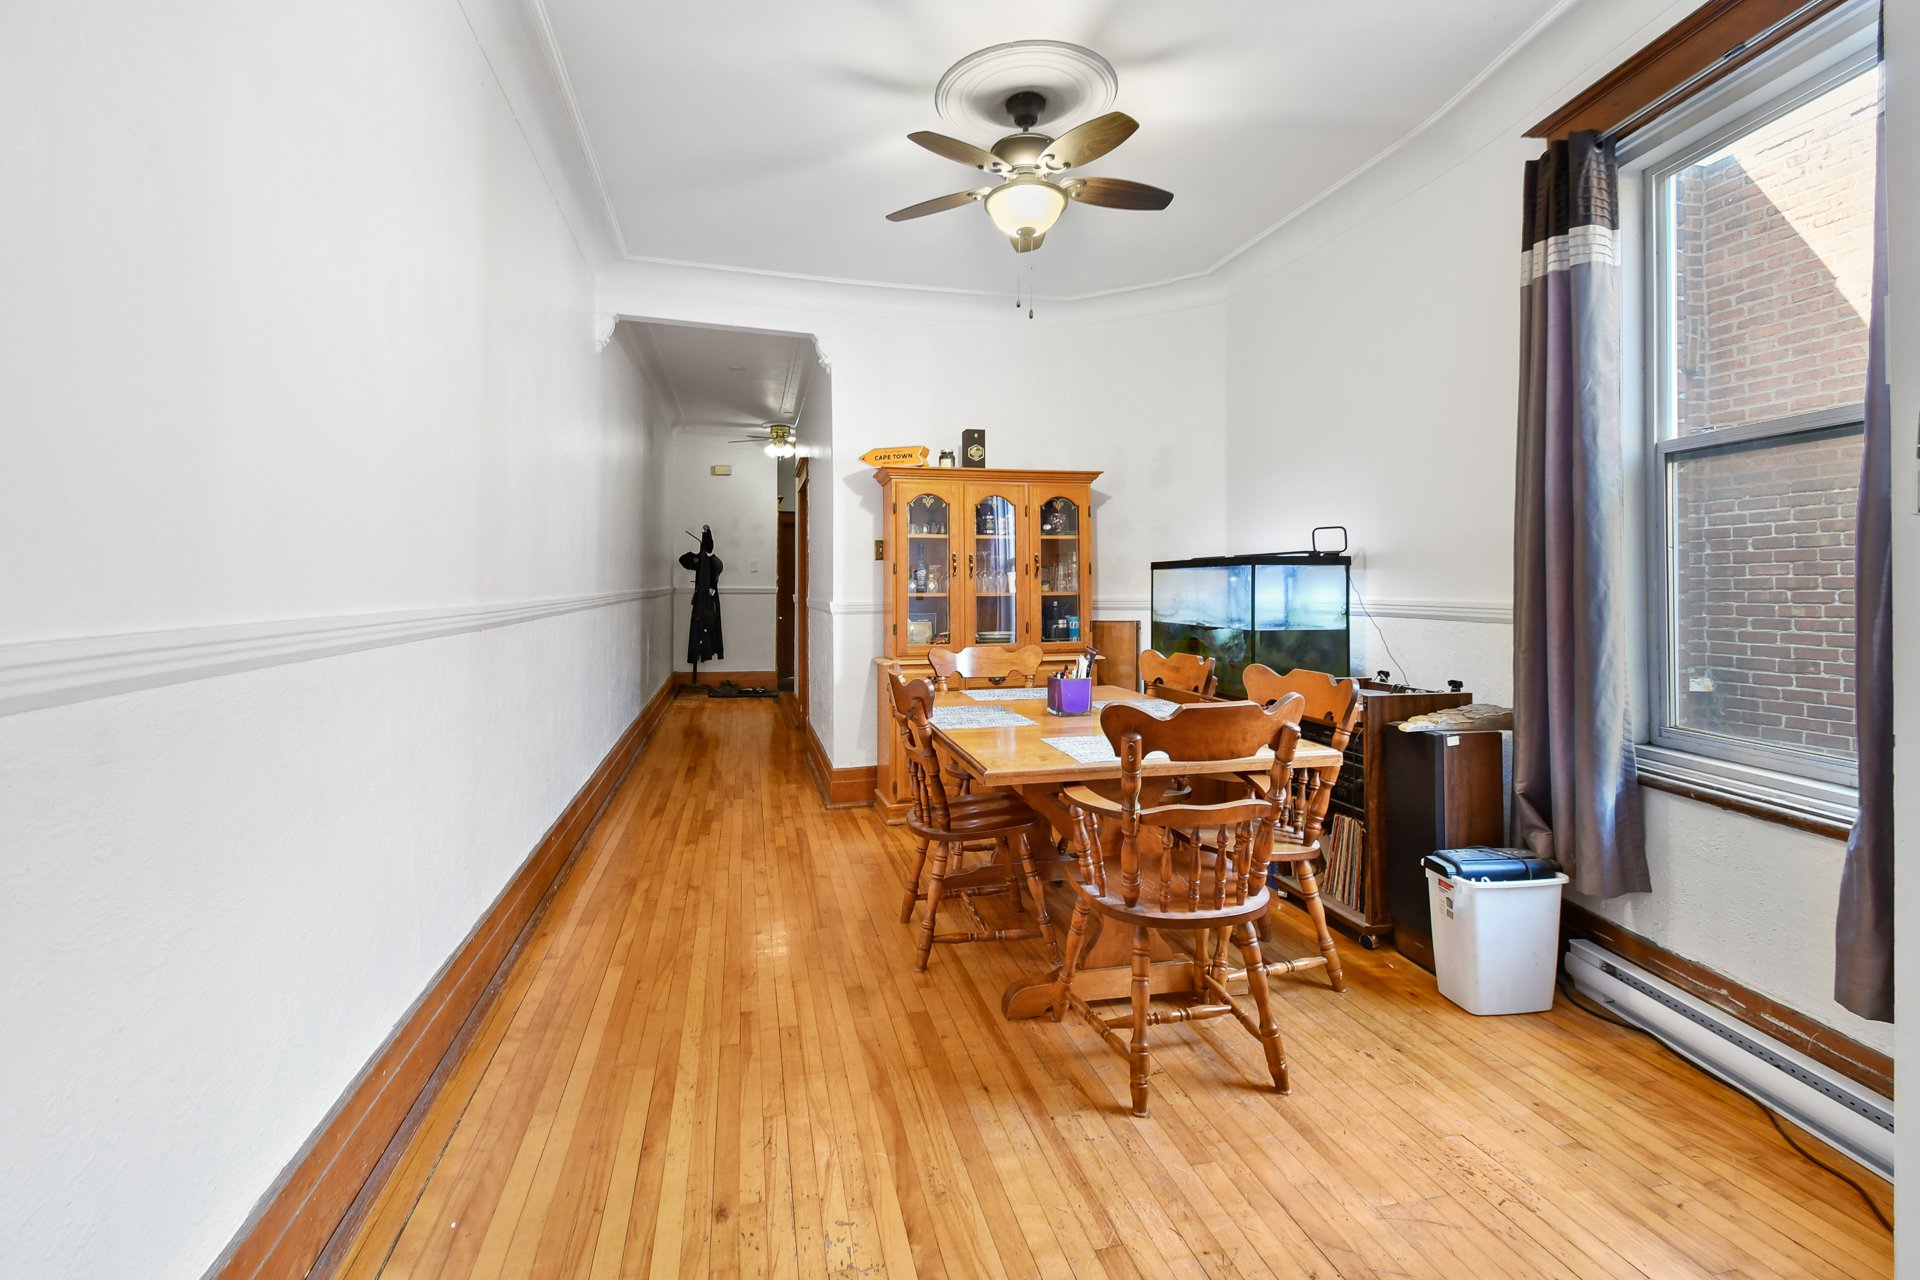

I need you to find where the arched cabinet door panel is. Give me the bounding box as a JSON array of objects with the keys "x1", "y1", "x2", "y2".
[
  {"x1": 1031, "y1": 491, "x2": 1090, "y2": 647},
  {"x1": 894, "y1": 485, "x2": 959, "y2": 655},
  {"x1": 965, "y1": 483, "x2": 1026, "y2": 647}
]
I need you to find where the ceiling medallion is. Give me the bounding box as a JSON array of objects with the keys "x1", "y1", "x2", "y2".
[{"x1": 932, "y1": 40, "x2": 1118, "y2": 139}]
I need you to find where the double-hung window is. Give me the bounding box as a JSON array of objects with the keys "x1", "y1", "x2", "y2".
[{"x1": 1625, "y1": 4, "x2": 1878, "y2": 800}]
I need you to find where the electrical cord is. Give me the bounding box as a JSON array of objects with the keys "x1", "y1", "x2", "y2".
[
  {"x1": 1556, "y1": 976, "x2": 1892, "y2": 1233},
  {"x1": 1348, "y1": 580, "x2": 1413, "y2": 688}
]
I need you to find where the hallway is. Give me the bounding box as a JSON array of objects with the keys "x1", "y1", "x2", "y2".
[{"x1": 332, "y1": 697, "x2": 1891, "y2": 1279}]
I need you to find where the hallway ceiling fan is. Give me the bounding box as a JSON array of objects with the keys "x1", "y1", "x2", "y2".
[
  {"x1": 886, "y1": 92, "x2": 1173, "y2": 254},
  {"x1": 730, "y1": 423, "x2": 798, "y2": 458}
]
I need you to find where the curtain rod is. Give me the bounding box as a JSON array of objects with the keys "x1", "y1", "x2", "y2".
[{"x1": 1598, "y1": 0, "x2": 1843, "y2": 146}]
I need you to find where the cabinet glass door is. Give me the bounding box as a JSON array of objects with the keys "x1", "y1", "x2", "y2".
[
  {"x1": 901, "y1": 490, "x2": 954, "y2": 650},
  {"x1": 1034, "y1": 494, "x2": 1085, "y2": 645},
  {"x1": 969, "y1": 491, "x2": 1020, "y2": 646}
]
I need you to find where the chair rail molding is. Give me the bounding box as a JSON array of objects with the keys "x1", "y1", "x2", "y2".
[
  {"x1": 675, "y1": 583, "x2": 778, "y2": 596},
  {"x1": 1357, "y1": 598, "x2": 1513, "y2": 625},
  {"x1": 806, "y1": 597, "x2": 1510, "y2": 625},
  {"x1": 0, "y1": 590, "x2": 661, "y2": 718}
]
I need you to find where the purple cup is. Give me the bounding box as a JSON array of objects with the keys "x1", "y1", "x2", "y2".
[{"x1": 1047, "y1": 675, "x2": 1093, "y2": 716}]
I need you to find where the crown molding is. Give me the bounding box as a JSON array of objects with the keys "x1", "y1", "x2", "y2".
[
  {"x1": 508, "y1": 0, "x2": 629, "y2": 261},
  {"x1": 453, "y1": 0, "x2": 618, "y2": 267},
  {"x1": 0, "y1": 591, "x2": 658, "y2": 718}
]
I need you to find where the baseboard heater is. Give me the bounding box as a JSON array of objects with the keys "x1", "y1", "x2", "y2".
[{"x1": 1564, "y1": 939, "x2": 1893, "y2": 1182}]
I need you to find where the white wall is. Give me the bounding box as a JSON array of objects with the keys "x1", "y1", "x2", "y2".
[
  {"x1": 667, "y1": 427, "x2": 779, "y2": 675},
  {"x1": 800, "y1": 373, "x2": 837, "y2": 747},
  {"x1": 1213, "y1": 0, "x2": 1893, "y2": 1055},
  {"x1": 599, "y1": 264, "x2": 1233, "y2": 767},
  {"x1": 0, "y1": 4, "x2": 669, "y2": 1277}
]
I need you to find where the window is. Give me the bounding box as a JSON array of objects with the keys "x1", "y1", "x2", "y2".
[{"x1": 1635, "y1": 32, "x2": 1878, "y2": 789}]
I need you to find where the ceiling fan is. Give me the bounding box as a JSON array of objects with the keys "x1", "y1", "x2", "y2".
[
  {"x1": 729, "y1": 423, "x2": 798, "y2": 458},
  {"x1": 886, "y1": 91, "x2": 1173, "y2": 253}
]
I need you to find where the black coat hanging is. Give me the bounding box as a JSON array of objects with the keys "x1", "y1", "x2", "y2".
[{"x1": 679, "y1": 525, "x2": 725, "y2": 672}]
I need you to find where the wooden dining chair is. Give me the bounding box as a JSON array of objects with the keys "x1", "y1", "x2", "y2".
[
  {"x1": 1138, "y1": 648, "x2": 1217, "y2": 697},
  {"x1": 1052, "y1": 696, "x2": 1306, "y2": 1117},
  {"x1": 1243, "y1": 665, "x2": 1363, "y2": 753},
  {"x1": 927, "y1": 643, "x2": 1045, "y2": 691},
  {"x1": 1240, "y1": 665, "x2": 1363, "y2": 993},
  {"x1": 885, "y1": 668, "x2": 1057, "y2": 972}
]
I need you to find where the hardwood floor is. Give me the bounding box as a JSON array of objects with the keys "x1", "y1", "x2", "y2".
[{"x1": 333, "y1": 697, "x2": 1892, "y2": 1279}]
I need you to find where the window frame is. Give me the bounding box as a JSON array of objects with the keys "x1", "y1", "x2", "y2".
[{"x1": 1622, "y1": 2, "x2": 1878, "y2": 799}]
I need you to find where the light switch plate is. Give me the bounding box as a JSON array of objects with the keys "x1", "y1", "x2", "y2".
[{"x1": 874, "y1": 539, "x2": 885, "y2": 560}]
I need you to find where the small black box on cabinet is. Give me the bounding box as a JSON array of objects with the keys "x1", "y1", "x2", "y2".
[{"x1": 961, "y1": 429, "x2": 986, "y2": 467}]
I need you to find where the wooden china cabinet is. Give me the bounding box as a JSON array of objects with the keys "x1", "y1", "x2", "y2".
[{"x1": 871, "y1": 465, "x2": 1101, "y2": 818}]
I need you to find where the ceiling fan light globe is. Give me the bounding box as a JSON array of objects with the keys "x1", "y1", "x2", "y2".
[
  {"x1": 983, "y1": 177, "x2": 1067, "y2": 239},
  {"x1": 764, "y1": 439, "x2": 797, "y2": 459}
]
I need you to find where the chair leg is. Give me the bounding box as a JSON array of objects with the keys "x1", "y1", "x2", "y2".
[
  {"x1": 1016, "y1": 826, "x2": 1058, "y2": 963},
  {"x1": 1292, "y1": 860, "x2": 1347, "y2": 993},
  {"x1": 1201, "y1": 926, "x2": 1232, "y2": 993},
  {"x1": 1129, "y1": 926, "x2": 1154, "y2": 1117},
  {"x1": 899, "y1": 834, "x2": 930, "y2": 924},
  {"x1": 914, "y1": 838, "x2": 954, "y2": 973},
  {"x1": 1051, "y1": 899, "x2": 1092, "y2": 1022},
  {"x1": 1235, "y1": 921, "x2": 1291, "y2": 1095},
  {"x1": 1003, "y1": 835, "x2": 1025, "y2": 913}
]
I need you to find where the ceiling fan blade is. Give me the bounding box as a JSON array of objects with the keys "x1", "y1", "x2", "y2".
[
  {"x1": 1039, "y1": 112, "x2": 1138, "y2": 171},
  {"x1": 908, "y1": 131, "x2": 1004, "y2": 172},
  {"x1": 1009, "y1": 230, "x2": 1046, "y2": 254},
  {"x1": 885, "y1": 188, "x2": 989, "y2": 222},
  {"x1": 1064, "y1": 177, "x2": 1174, "y2": 211}
]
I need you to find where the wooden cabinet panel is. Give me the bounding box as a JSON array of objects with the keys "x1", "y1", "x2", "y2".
[
  {"x1": 963, "y1": 482, "x2": 1025, "y2": 646},
  {"x1": 892, "y1": 480, "x2": 962, "y2": 655},
  {"x1": 873, "y1": 466, "x2": 1103, "y2": 816},
  {"x1": 1028, "y1": 486, "x2": 1091, "y2": 650}
]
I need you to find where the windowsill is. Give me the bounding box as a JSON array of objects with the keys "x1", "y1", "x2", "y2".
[{"x1": 1634, "y1": 745, "x2": 1857, "y2": 841}]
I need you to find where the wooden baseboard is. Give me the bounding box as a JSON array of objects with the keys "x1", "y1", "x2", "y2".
[
  {"x1": 871, "y1": 790, "x2": 911, "y2": 824},
  {"x1": 801, "y1": 717, "x2": 877, "y2": 809},
  {"x1": 1561, "y1": 902, "x2": 1892, "y2": 1099},
  {"x1": 208, "y1": 676, "x2": 677, "y2": 1280},
  {"x1": 676, "y1": 668, "x2": 778, "y2": 689}
]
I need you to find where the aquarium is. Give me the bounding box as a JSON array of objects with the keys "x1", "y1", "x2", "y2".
[{"x1": 1150, "y1": 554, "x2": 1351, "y2": 699}]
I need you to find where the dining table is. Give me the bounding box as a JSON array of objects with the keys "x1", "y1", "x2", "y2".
[{"x1": 923, "y1": 682, "x2": 1346, "y2": 1020}]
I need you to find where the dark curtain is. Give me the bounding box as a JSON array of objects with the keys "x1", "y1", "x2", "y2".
[
  {"x1": 1834, "y1": 101, "x2": 1892, "y2": 1023},
  {"x1": 1512, "y1": 132, "x2": 1650, "y2": 898}
]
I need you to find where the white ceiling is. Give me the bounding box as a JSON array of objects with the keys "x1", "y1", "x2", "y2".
[
  {"x1": 628, "y1": 321, "x2": 816, "y2": 430},
  {"x1": 539, "y1": 0, "x2": 1568, "y2": 298}
]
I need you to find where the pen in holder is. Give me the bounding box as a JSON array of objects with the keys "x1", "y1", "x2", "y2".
[{"x1": 1047, "y1": 673, "x2": 1093, "y2": 717}]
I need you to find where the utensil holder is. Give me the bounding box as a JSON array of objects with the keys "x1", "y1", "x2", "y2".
[{"x1": 1046, "y1": 675, "x2": 1092, "y2": 717}]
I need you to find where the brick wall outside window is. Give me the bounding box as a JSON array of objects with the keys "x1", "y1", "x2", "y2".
[{"x1": 1661, "y1": 69, "x2": 1876, "y2": 761}]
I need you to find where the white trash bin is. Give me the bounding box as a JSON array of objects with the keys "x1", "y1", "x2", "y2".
[{"x1": 1423, "y1": 848, "x2": 1569, "y2": 1015}]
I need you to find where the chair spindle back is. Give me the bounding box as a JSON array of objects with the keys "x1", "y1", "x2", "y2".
[
  {"x1": 1071, "y1": 697, "x2": 1305, "y2": 913},
  {"x1": 927, "y1": 644, "x2": 1045, "y2": 692}
]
